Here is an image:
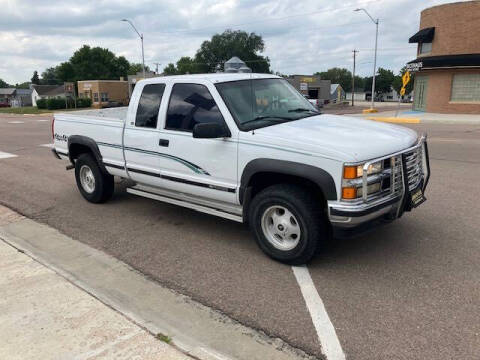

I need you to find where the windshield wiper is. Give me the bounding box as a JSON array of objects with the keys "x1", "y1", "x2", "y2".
[
  {"x1": 288, "y1": 108, "x2": 320, "y2": 113},
  {"x1": 241, "y1": 115, "x2": 292, "y2": 126}
]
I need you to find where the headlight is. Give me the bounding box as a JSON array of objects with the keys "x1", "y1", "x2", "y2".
[
  {"x1": 343, "y1": 161, "x2": 383, "y2": 179},
  {"x1": 356, "y1": 182, "x2": 381, "y2": 197},
  {"x1": 342, "y1": 161, "x2": 384, "y2": 200}
]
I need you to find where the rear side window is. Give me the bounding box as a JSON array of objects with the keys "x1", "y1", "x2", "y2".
[
  {"x1": 165, "y1": 83, "x2": 225, "y2": 132},
  {"x1": 135, "y1": 84, "x2": 166, "y2": 128}
]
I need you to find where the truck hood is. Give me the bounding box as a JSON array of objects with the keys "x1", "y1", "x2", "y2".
[{"x1": 249, "y1": 114, "x2": 419, "y2": 162}]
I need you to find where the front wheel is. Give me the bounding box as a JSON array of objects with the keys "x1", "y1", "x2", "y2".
[
  {"x1": 248, "y1": 184, "x2": 328, "y2": 265},
  {"x1": 74, "y1": 153, "x2": 114, "y2": 203}
]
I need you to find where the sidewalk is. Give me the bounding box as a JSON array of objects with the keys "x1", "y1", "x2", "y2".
[
  {"x1": 350, "y1": 109, "x2": 480, "y2": 124},
  {"x1": 0, "y1": 209, "x2": 189, "y2": 360}
]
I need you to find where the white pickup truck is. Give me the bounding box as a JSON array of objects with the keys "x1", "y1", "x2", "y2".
[{"x1": 53, "y1": 73, "x2": 430, "y2": 264}]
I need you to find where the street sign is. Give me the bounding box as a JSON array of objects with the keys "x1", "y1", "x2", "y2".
[
  {"x1": 300, "y1": 82, "x2": 308, "y2": 91},
  {"x1": 64, "y1": 82, "x2": 75, "y2": 94},
  {"x1": 402, "y1": 71, "x2": 411, "y2": 87},
  {"x1": 399, "y1": 70, "x2": 411, "y2": 96},
  {"x1": 406, "y1": 62, "x2": 422, "y2": 72}
]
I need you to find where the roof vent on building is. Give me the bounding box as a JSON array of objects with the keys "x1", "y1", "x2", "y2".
[{"x1": 224, "y1": 57, "x2": 252, "y2": 73}]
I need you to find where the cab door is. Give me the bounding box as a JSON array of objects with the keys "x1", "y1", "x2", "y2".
[
  {"x1": 123, "y1": 83, "x2": 166, "y2": 187},
  {"x1": 154, "y1": 81, "x2": 238, "y2": 204}
]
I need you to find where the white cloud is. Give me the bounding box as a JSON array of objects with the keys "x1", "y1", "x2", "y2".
[{"x1": 0, "y1": 0, "x2": 463, "y2": 84}]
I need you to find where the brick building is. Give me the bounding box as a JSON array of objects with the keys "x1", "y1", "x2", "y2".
[
  {"x1": 407, "y1": 1, "x2": 480, "y2": 113},
  {"x1": 77, "y1": 80, "x2": 129, "y2": 108}
]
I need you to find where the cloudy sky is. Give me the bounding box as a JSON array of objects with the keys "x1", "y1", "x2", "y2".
[{"x1": 0, "y1": 0, "x2": 462, "y2": 84}]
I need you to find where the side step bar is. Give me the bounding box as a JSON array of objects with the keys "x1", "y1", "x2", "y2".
[{"x1": 126, "y1": 186, "x2": 243, "y2": 223}]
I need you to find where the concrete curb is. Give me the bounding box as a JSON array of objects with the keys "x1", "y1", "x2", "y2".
[
  {"x1": 366, "y1": 117, "x2": 421, "y2": 124},
  {"x1": 0, "y1": 206, "x2": 316, "y2": 360}
]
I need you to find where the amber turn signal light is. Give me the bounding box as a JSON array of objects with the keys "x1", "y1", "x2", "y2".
[
  {"x1": 343, "y1": 166, "x2": 358, "y2": 179},
  {"x1": 342, "y1": 187, "x2": 357, "y2": 199}
]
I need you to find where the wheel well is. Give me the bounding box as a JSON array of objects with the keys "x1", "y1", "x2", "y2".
[
  {"x1": 244, "y1": 172, "x2": 328, "y2": 222},
  {"x1": 69, "y1": 143, "x2": 94, "y2": 161}
]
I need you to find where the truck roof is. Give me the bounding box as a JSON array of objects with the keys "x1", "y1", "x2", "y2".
[{"x1": 140, "y1": 73, "x2": 281, "y2": 85}]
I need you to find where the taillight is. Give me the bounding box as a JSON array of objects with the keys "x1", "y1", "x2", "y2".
[
  {"x1": 316, "y1": 99, "x2": 319, "y2": 106},
  {"x1": 51, "y1": 117, "x2": 55, "y2": 140}
]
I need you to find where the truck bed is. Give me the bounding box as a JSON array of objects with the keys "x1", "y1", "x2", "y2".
[
  {"x1": 53, "y1": 108, "x2": 127, "y2": 171},
  {"x1": 63, "y1": 107, "x2": 128, "y2": 122}
]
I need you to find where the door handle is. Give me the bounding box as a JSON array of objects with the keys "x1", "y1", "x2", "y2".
[{"x1": 159, "y1": 139, "x2": 169, "y2": 147}]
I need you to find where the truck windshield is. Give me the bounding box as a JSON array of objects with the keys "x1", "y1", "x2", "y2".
[{"x1": 215, "y1": 78, "x2": 320, "y2": 131}]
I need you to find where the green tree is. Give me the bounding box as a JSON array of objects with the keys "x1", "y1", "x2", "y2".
[
  {"x1": 176, "y1": 57, "x2": 199, "y2": 74},
  {"x1": 162, "y1": 63, "x2": 178, "y2": 75},
  {"x1": 363, "y1": 68, "x2": 395, "y2": 95},
  {"x1": 41, "y1": 67, "x2": 60, "y2": 85},
  {"x1": 128, "y1": 63, "x2": 151, "y2": 75},
  {"x1": 194, "y1": 30, "x2": 270, "y2": 73},
  {"x1": 67, "y1": 45, "x2": 130, "y2": 81},
  {"x1": 0, "y1": 78, "x2": 10, "y2": 88},
  {"x1": 56, "y1": 62, "x2": 75, "y2": 82},
  {"x1": 315, "y1": 67, "x2": 353, "y2": 92},
  {"x1": 15, "y1": 82, "x2": 31, "y2": 89},
  {"x1": 31, "y1": 71, "x2": 40, "y2": 85}
]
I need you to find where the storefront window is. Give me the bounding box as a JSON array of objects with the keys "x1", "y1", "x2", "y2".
[
  {"x1": 451, "y1": 74, "x2": 480, "y2": 102},
  {"x1": 419, "y1": 42, "x2": 432, "y2": 54}
]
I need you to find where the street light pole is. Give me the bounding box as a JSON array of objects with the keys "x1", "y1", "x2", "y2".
[
  {"x1": 355, "y1": 8, "x2": 379, "y2": 110},
  {"x1": 121, "y1": 19, "x2": 145, "y2": 79}
]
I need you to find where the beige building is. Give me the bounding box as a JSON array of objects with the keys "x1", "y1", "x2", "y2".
[
  {"x1": 286, "y1": 75, "x2": 331, "y2": 104},
  {"x1": 408, "y1": 1, "x2": 480, "y2": 113},
  {"x1": 77, "y1": 80, "x2": 129, "y2": 108}
]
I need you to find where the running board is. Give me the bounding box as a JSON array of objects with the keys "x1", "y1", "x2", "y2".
[{"x1": 126, "y1": 187, "x2": 243, "y2": 223}]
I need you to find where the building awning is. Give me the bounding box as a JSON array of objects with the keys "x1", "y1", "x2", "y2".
[
  {"x1": 409, "y1": 27, "x2": 435, "y2": 43},
  {"x1": 407, "y1": 54, "x2": 480, "y2": 69}
]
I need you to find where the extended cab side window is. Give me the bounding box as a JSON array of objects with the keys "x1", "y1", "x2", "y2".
[
  {"x1": 165, "y1": 83, "x2": 225, "y2": 132},
  {"x1": 135, "y1": 84, "x2": 166, "y2": 128}
]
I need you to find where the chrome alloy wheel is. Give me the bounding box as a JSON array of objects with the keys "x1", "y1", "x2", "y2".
[
  {"x1": 79, "y1": 165, "x2": 95, "y2": 194},
  {"x1": 261, "y1": 205, "x2": 301, "y2": 251}
]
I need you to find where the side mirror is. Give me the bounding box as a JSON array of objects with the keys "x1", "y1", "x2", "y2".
[{"x1": 193, "y1": 122, "x2": 231, "y2": 139}]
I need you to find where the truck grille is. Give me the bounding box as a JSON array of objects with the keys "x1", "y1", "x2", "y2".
[
  {"x1": 403, "y1": 147, "x2": 423, "y2": 191},
  {"x1": 363, "y1": 145, "x2": 423, "y2": 203}
]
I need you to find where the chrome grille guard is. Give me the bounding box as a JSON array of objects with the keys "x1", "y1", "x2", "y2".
[{"x1": 361, "y1": 134, "x2": 429, "y2": 203}]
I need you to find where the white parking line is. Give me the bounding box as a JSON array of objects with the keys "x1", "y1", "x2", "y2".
[
  {"x1": 39, "y1": 144, "x2": 54, "y2": 148},
  {"x1": 8, "y1": 121, "x2": 24, "y2": 124},
  {"x1": 0, "y1": 151, "x2": 17, "y2": 159},
  {"x1": 292, "y1": 265, "x2": 345, "y2": 360},
  {"x1": 37, "y1": 119, "x2": 49, "y2": 122}
]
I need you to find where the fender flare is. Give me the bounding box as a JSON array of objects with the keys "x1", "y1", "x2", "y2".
[
  {"x1": 67, "y1": 135, "x2": 107, "y2": 173},
  {"x1": 239, "y1": 158, "x2": 338, "y2": 204}
]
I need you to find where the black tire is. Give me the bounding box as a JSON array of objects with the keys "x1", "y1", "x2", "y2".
[
  {"x1": 248, "y1": 184, "x2": 328, "y2": 265},
  {"x1": 74, "y1": 153, "x2": 114, "y2": 203}
]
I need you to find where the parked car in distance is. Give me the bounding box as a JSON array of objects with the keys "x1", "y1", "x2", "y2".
[
  {"x1": 53, "y1": 73, "x2": 430, "y2": 265},
  {"x1": 303, "y1": 95, "x2": 323, "y2": 109},
  {"x1": 0, "y1": 101, "x2": 10, "y2": 107}
]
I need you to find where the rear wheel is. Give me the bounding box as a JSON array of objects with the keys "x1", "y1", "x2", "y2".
[
  {"x1": 74, "y1": 153, "x2": 114, "y2": 203},
  {"x1": 249, "y1": 184, "x2": 328, "y2": 265}
]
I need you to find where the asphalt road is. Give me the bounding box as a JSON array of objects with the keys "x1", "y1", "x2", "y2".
[{"x1": 0, "y1": 113, "x2": 479, "y2": 359}]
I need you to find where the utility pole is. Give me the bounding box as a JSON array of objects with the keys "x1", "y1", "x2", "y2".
[
  {"x1": 354, "y1": 8, "x2": 379, "y2": 110},
  {"x1": 121, "y1": 19, "x2": 145, "y2": 79},
  {"x1": 153, "y1": 62, "x2": 161, "y2": 74},
  {"x1": 352, "y1": 50, "x2": 358, "y2": 107}
]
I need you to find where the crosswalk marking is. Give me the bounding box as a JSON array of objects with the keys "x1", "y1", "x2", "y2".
[
  {"x1": 0, "y1": 151, "x2": 17, "y2": 159},
  {"x1": 7, "y1": 121, "x2": 24, "y2": 124}
]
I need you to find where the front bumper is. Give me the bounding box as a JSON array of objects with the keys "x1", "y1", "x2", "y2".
[{"x1": 328, "y1": 135, "x2": 430, "y2": 228}]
